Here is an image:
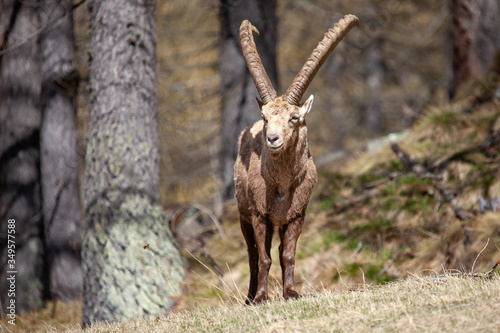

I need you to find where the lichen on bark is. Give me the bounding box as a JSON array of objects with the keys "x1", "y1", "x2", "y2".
[
  {"x1": 82, "y1": 0, "x2": 186, "y2": 326},
  {"x1": 82, "y1": 195, "x2": 185, "y2": 325}
]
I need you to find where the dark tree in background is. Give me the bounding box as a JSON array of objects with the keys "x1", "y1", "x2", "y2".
[
  {"x1": 362, "y1": 35, "x2": 384, "y2": 136},
  {"x1": 82, "y1": 0, "x2": 186, "y2": 326},
  {"x1": 1, "y1": 0, "x2": 84, "y2": 315},
  {"x1": 450, "y1": 0, "x2": 500, "y2": 97},
  {"x1": 351, "y1": 4, "x2": 386, "y2": 138},
  {"x1": 39, "y1": 0, "x2": 82, "y2": 303},
  {"x1": 220, "y1": 0, "x2": 278, "y2": 201},
  {"x1": 0, "y1": 2, "x2": 45, "y2": 313}
]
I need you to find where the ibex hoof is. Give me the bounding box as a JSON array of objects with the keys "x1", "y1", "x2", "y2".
[
  {"x1": 246, "y1": 293, "x2": 268, "y2": 305},
  {"x1": 283, "y1": 289, "x2": 300, "y2": 300}
]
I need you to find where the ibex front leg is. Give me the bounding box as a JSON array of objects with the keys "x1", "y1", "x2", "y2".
[
  {"x1": 240, "y1": 219, "x2": 258, "y2": 304},
  {"x1": 252, "y1": 215, "x2": 273, "y2": 304},
  {"x1": 279, "y1": 217, "x2": 304, "y2": 300}
]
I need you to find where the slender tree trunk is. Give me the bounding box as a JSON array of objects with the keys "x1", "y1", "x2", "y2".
[
  {"x1": 450, "y1": 0, "x2": 500, "y2": 97},
  {"x1": 364, "y1": 36, "x2": 384, "y2": 136},
  {"x1": 220, "y1": 0, "x2": 277, "y2": 201},
  {"x1": 39, "y1": 0, "x2": 82, "y2": 303},
  {"x1": 82, "y1": 0, "x2": 186, "y2": 326},
  {"x1": 0, "y1": 1, "x2": 46, "y2": 313}
]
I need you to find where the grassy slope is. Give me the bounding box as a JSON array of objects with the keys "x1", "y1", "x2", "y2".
[
  {"x1": 2, "y1": 79, "x2": 499, "y2": 333},
  {"x1": 185, "y1": 80, "x2": 500, "y2": 307},
  {"x1": 27, "y1": 274, "x2": 500, "y2": 332},
  {"x1": 4, "y1": 0, "x2": 493, "y2": 331},
  {"x1": 170, "y1": 79, "x2": 500, "y2": 330}
]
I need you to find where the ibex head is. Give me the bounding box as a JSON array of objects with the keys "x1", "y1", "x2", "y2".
[{"x1": 239, "y1": 15, "x2": 359, "y2": 157}]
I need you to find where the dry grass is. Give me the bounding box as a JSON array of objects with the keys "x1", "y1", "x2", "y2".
[
  {"x1": 0, "y1": 299, "x2": 81, "y2": 333},
  {"x1": 2, "y1": 99, "x2": 499, "y2": 332},
  {"x1": 12, "y1": 274, "x2": 498, "y2": 332}
]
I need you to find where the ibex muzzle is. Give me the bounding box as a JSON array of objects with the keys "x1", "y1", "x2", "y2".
[
  {"x1": 235, "y1": 15, "x2": 359, "y2": 304},
  {"x1": 261, "y1": 95, "x2": 314, "y2": 157}
]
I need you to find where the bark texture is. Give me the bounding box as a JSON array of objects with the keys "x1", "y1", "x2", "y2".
[
  {"x1": 82, "y1": 0, "x2": 185, "y2": 326},
  {"x1": 220, "y1": 0, "x2": 277, "y2": 201},
  {"x1": 450, "y1": 0, "x2": 500, "y2": 97},
  {"x1": 39, "y1": 0, "x2": 83, "y2": 303},
  {"x1": 363, "y1": 36, "x2": 384, "y2": 136},
  {"x1": 0, "y1": 1, "x2": 46, "y2": 313}
]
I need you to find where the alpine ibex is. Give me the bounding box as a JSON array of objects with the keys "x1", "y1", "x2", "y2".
[{"x1": 234, "y1": 15, "x2": 359, "y2": 304}]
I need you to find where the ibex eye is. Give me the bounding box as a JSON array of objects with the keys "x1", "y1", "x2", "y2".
[{"x1": 291, "y1": 115, "x2": 299, "y2": 122}]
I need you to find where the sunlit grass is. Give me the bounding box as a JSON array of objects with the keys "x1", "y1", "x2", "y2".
[{"x1": 50, "y1": 274, "x2": 500, "y2": 332}]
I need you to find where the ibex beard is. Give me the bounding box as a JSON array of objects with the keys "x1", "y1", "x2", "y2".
[{"x1": 234, "y1": 15, "x2": 359, "y2": 304}]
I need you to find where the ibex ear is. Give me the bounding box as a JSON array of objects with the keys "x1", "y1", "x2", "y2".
[
  {"x1": 256, "y1": 97, "x2": 264, "y2": 110},
  {"x1": 299, "y1": 95, "x2": 314, "y2": 118}
]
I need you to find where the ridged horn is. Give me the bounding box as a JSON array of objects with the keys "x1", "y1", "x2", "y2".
[
  {"x1": 284, "y1": 14, "x2": 359, "y2": 106},
  {"x1": 239, "y1": 20, "x2": 277, "y2": 105}
]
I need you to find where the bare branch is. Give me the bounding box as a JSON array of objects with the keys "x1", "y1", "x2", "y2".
[{"x1": 0, "y1": 0, "x2": 86, "y2": 56}]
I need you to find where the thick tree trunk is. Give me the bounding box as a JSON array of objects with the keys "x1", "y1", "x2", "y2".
[
  {"x1": 0, "y1": 2, "x2": 46, "y2": 313},
  {"x1": 450, "y1": 0, "x2": 500, "y2": 97},
  {"x1": 39, "y1": 0, "x2": 82, "y2": 303},
  {"x1": 82, "y1": 0, "x2": 186, "y2": 326},
  {"x1": 220, "y1": 0, "x2": 277, "y2": 201}
]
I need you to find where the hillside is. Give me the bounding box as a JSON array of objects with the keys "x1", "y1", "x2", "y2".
[
  {"x1": 2, "y1": 78, "x2": 499, "y2": 333},
  {"x1": 10, "y1": 274, "x2": 500, "y2": 332},
  {"x1": 174, "y1": 76, "x2": 500, "y2": 310},
  {"x1": 88, "y1": 274, "x2": 500, "y2": 332},
  {"x1": 2, "y1": 67, "x2": 498, "y2": 333}
]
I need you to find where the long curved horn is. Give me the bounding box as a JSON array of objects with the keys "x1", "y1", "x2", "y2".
[
  {"x1": 239, "y1": 20, "x2": 277, "y2": 105},
  {"x1": 284, "y1": 14, "x2": 359, "y2": 106}
]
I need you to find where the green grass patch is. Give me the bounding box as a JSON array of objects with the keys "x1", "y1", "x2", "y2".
[
  {"x1": 351, "y1": 218, "x2": 393, "y2": 234},
  {"x1": 319, "y1": 196, "x2": 336, "y2": 210},
  {"x1": 419, "y1": 108, "x2": 462, "y2": 130}
]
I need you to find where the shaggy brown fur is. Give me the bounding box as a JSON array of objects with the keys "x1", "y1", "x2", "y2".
[
  {"x1": 235, "y1": 15, "x2": 358, "y2": 304},
  {"x1": 234, "y1": 96, "x2": 317, "y2": 303}
]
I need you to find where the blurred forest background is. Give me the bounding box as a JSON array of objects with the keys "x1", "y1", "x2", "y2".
[{"x1": 74, "y1": 0, "x2": 451, "y2": 211}]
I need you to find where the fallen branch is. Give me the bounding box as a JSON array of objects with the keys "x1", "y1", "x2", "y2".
[
  {"x1": 334, "y1": 188, "x2": 380, "y2": 210},
  {"x1": 390, "y1": 142, "x2": 473, "y2": 220},
  {"x1": 429, "y1": 127, "x2": 500, "y2": 171}
]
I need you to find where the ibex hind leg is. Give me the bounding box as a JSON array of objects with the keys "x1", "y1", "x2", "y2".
[{"x1": 240, "y1": 220, "x2": 258, "y2": 304}]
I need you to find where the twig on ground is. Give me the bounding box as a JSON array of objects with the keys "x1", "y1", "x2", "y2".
[
  {"x1": 471, "y1": 238, "x2": 490, "y2": 274},
  {"x1": 485, "y1": 260, "x2": 500, "y2": 276},
  {"x1": 348, "y1": 242, "x2": 363, "y2": 260},
  {"x1": 377, "y1": 251, "x2": 399, "y2": 280}
]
